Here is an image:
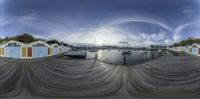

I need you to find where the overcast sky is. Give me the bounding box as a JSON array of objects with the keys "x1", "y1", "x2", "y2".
[{"x1": 1, "y1": 0, "x2": 200, "y2": 46}]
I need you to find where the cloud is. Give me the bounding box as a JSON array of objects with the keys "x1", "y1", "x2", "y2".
[
  {"x1": 48, "y1": 17, "x2": 175, "y2": 47},
  {"x1": 0, "y1": 16, "x2": 8, "y2": 26},
  {"x1": 3, "y1": 12, "x2": 199, "y2": 47},
  {"x1": 18, "y1": 12, "x2": 37, "y2": 23},
  {"x1": 182, "y1": 6, "x2": 193, "y2": 17},
  {"x1": 51, "y1": 26, "x2": 126, "y2": 46},
  {"x1": 173, "y1": 21, "x2": 200, "y2": 42},
  {"x1": 105, "y1": 17, "x2": 174, "y2": 32}
]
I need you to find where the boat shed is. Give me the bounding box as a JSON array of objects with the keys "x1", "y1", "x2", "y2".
[
  {"x1": 172, "y1": 46, "x2": 188, "y2": 52},
  {"x1": 60, "y1": 45, "x2": 71, "y2": 53},
  {"x1": 190, "y1": 43, "x2": 200, "y2": 56},
  {"x1": 0, "y1": 40, "x2": 26, "y2": 58},
  {"x1": 50, "y1": 43, "x2": 60, "y2": 55},
  {"x1": 60, "y1": 46, "x2": 65, "y2": 53},
  {"x1": 27, "y1": 41, "x2": 49, "y2": 58},
  {"x1": 0, "y1": 42, "x2": 5, "y2": 57}
]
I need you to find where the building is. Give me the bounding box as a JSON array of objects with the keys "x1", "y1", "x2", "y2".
[
  {"x1": 0, "y1": 43, "x2": 5, "y2": 57},
  {"x1": 27, "y1": 41, "x2": 50, "y2": 58},
  {"x1": 171, "y1": 46, "x2": 188, "y2": 52},
  {"x1": 185, "y1": 46, "x2": 192, "y2": 54},
  {"x1": 50, "y1": 43, "x2": 60, "y2": 55},
  {"x1": 60, "y1": 45, "x2": 71, "y2": 53},
  {"x1": 190, "y1": 43, "x2": 200, "y2": 56},
  {"x1": 60, "y1": 46, "x2": 65, "y2": 53},
  {"x1": 0, "y1": 40, "x2": 26, "y2": 58},
  {"x1": 149, "y1": 45, "x2": 167, "y2": 50},
  {"x1": 0, "y1": 40, "x2": 71, "y2": 59}
]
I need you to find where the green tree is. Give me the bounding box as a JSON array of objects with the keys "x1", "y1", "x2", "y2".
[
  {"x1": 0, "y1": 39, "x2": 4, "y2": 44},
  {"x1": 173, "y1": 37, "x2": 200, "y2": 47},
  {"x1": 47, "y1": 39, "x2": 60, "y2": 45},
  {"x1": 15, "y1": 33, "x2": 35, "y2": 43}
]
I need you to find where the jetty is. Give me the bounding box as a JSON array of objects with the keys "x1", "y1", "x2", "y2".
[{"x1": 0, "y1": 53, "x2": 200, "y2": 98}]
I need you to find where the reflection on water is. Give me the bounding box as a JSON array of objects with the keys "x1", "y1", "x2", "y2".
[{"x1": 86, "y1": 50, "x2": 164, "y2": 65}]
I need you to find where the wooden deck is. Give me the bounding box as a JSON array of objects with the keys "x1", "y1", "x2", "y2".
[{"x1": 0, "y1": 54, "x2": 200, "y2": 98}]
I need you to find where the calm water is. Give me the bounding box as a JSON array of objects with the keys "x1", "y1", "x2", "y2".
[{"x1": 85, "y1": 49, "x2": 165, "y2": 65}]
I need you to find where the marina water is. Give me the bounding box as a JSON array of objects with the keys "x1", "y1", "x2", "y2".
[{"x1": 86, "y1": 49, "x2": 165, "y2": 65}]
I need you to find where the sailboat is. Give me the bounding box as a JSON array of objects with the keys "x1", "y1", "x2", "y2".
[
  {"x1": 122, "y1": 50, "x2": 132, "y2": 55},
  {"x1": 89, "y1": 37, "x2": 98, "y2": 52},
  {"x1": 121, "y1": 33, "x2": 132, "y2": 55}
]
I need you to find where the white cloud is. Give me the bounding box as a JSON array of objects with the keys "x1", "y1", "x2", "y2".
[
  {"x1": 47, "y1": 17, "x2": 177, "y2": 47},
  {"x1": 164, "y1": 39, "x2": 175, "y2": 45},
  {"x1": 0, "y1": 16, "x2": 8, "y2": 26},
  {"x1": 51, "y1": 26, "x2": 126, "y2": 46},
  {"x1": 18, "y1": 12, "x2": 37, "y2": 23},
  {"x1": 12, "y1": 15, "x2": 200, "y2": 46},
  {"x1": 50, "y1": 26, "x2": 171, "y2": 47},
  {"x1": 182, "y1": 6, "x2": 193, "y2": 17},
  {"x1": 105, "y1": 17, "x2": 174, "y2": 32},
  {"x1": 173, "y1": 21, "x2": 200, "y2": 42}
]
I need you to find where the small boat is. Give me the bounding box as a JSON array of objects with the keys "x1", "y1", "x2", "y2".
[
  {"x1": 122, "y1": 50, "x2": 132, "y2": 55},
  {"x1": 89, "y1": 49, "x2": 98, "y2": 52},
  {"x1": 64, "y1": 51, "x2": 86, "y2": 59},
  {"x1": 144, "y1": 51, "x2": 148, "y2": 54}
]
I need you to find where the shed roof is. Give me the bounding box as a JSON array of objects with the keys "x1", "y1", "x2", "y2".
[
  {"x1": 191, "y1": 43, "x2": 200, "y2": 48},
  {"x1": 27, "y1": 40, "x2": 49, "y2": 47},
  {"x1": 0, "y1": 40, "x2": 26, "y2": 47},
  {"x1": 50, "y1": 43, "x2": 60, "y2": 48}
]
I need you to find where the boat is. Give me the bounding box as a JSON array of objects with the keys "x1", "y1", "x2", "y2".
[
  {"x1": 89, "y1": 49, "x2": 98, "y2": 52},
  {"x1": 144, "y1": 51, "x2": 148, "y2": 54},
  {"x1": 122, "y1": 50, "x2": 132, "y2": 55},
  {"x1": 64, "y1": 51, "x2": 86, "y2": 59},
  {"x1": 121, "y1": 33, "x2": 132, "y2": 55}
]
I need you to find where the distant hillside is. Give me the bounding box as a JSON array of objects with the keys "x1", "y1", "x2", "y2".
[
  {"x1": 173, "y1": 38, "x2": 200, "y2": 47},
  {"x1": 0, "y1": 33, "x2": 69, "y2": 46},
  {"x1": 0, "y1": 39, "x2": 3, "y2": 44}
]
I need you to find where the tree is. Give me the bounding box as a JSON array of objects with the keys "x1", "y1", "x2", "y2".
[
  {"x1": 173, "y1": 43, "x2": 180, "y2": 47},
  {"x1": 47, "y1": 39, "x2": 60, "y2": 45},
  {"x1": 173, "y1": 38, "x2": 200, "y2": 47},
  {"x1": 0, "y1": 38, "x2": 4, "y2": 44},
  {"x1": 16, "y1": 34, "x2": 35, "y2": 43}
]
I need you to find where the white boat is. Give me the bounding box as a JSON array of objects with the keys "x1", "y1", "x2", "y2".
[
  {"x1": 89, "y1": 49, "x2": 98, "y2": 52},
  {"x1": 122, "y1": 50, "x2": 132, "y2": 55},
  {"x1": 64, "y1": 51, "x2": 86, "y2": 58}
]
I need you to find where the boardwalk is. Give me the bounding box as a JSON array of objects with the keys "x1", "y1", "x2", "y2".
[{"x1": 0, "y1": 54, "x2": 200, "y2": 99}]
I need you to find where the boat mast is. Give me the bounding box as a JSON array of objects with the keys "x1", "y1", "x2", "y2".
[{"x1": 127, "y1": 33, "x2": 129, "y2": 51}]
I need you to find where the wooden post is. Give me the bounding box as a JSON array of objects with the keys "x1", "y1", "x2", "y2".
[
  {"x1": 124, "y1": 56, "x2": 126, "y2": 65},
  {"x1": 84, "y1": 51, "x2": 87, "y2": 58},
  {"x1": 152, "y1": 52, "x2": 155, "y2": 59},
  {"x1": 95, "y1": 53, "x2": 97, "y2": 60}
]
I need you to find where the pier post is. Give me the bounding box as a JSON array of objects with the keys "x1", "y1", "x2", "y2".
[
  {"x1": 124, "y1": 56, "x2": 126, "y2": 65},
  {"x1": 95, "y1": 53, "x2": 97, "y2": 60},
  {"x1": 84, "y1": 51, "x2": 87, "y2": 58},
  {"x1": 151, "y1": 52, "x2": 155, "y2": 59}
]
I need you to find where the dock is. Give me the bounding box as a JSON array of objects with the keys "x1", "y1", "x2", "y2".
[{"x1": 1, "y1": 54, "x2": 200, "y2": 98}]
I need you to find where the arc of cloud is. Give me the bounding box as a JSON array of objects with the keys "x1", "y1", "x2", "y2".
[
  {"x1": 98, "y1": 17, "x2": 176, "y2": 45},
  {"x1": 174, "y1": 20, "x2": 200, "y2": 41},
  {"x1": 103, "y1": 17, "x2": 200, "y2": 45},
  {"x1": 103, "y1": 17, "x2": 175, "y2": 33}
]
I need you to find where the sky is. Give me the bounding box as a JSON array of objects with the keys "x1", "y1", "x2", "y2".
[{"x1": 1, "y1": 0, "x2": 200, "y2": 47}]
